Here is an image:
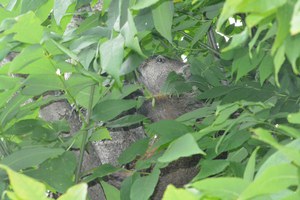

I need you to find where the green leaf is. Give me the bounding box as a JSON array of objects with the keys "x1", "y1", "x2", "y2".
[
  {"x1": 176, "y1": 106, "x2": 216, "y2": 124},
  {"x1": 193, "y1": 160, "x2": 229, "y2": 180},
  {"x1": 58, "y1": 183, "x2": 88, "y2": 200},
  {"x1": 100, "y1": 34, "x2": 125, "y2": 84},
  {"x1": 21, "y1": 0, "x2": 48, "y2": 13},
  {"x1": 89, "y1": 127, "x2": 112, "y2": 141},
  {"x1": 272, "y1": 2, "x2": 294, "y2": 54},
  {"x1": 192, "y1": 177, "x2": 249, "y2": 199},
  {"x1": 83, "y1": 164, "x2": 120, "y2": 183},
  {"x1": 152, "y1": 0, "x2": 173, "y2": 43},
  {"x1": 25, "y1": 152, "x2": 76, "y2": 193},
  {"x1": 222, "y1": 29, "x2": 249, "y2": 52},
  {"x1": 106, "y1": 114, "x2": 146, "y2": 128},
  {"x1": 118, "y1": 138, "x2": 150, "y2": 164},
  {"x1": 243, "y1": 147, "x2": 259, "y2": 182},
  {"x1": 147, "y1": 120, "x2": 190, "y2": 146},
  {"x1": 287, "y1": 112, "x2": 300, "y2": 124},
  {"x1": 5, "y1": 12, "x2": 43, "y2": 44},
  {"x1": 3, "y1": 119, "x2": 44, "y2": 136},
  {"x1": 53, "y1": 0, "x2": 76, "y2": 25},
  {"x1": 214, "y1": 103, "x2": 239, "y2": 125},
  {"x1": 158, "y1": 133, "x2": 205, "y2": 163},
  {"x1": 217, "y1": 0, "x2": 287, "y2": 30},
  {"x1": 0, "y1": 147, "x2": 64, "y2": 177},
  {"x1": 131, "y1": 0, "x2": 159, "y2": 10},
  {"x1": 120, "y1": 10, "x2": 145, "y2": 57},
  {"x1": 277, "y1": 124, "x2": 300, "y2": 138},
  {"x1": 23, "y1": 74, "x2": 63, "y2": 96},
  {"x1": 285, "y1": 35, "x2": 300, "y2": 75},
  {"x1": 274, "y1": 44, "x2": 286, "y2": 86},
  {"x1": 162, "y1": 185, "x2": 199, "y2": 200},
  {"x1": 101, "y1": 181, "x2": 121, "y2": 200},
  {"x1": 256, "y1": 139, "x2": 300, "y2": 176},
  {"x1": 130, "y1": 167, "x2": 160, "y2": 200},
  {"x1": 120, "y1": 53, "x2": 144, "y2": 75},
  {"x1": 7, "y1": 45, "x2": 55, "y2": 74},
  {"x1": 0, "y1": 165, "x2": 48, "y2": 200},
  {"x1": 75, "y1": 85, "x2": 101, "y2": 109},
  {"x1": 92, "y1": 99, "x2": 137, "y2": 122},
  {"x1": 240, "y1": 164, "x2": 298, "y2": 199},
  {"x1": 259, "y1": 54, "x2": 274, "y2": 85},
  {"x1": 290, "y1": 0, "x2": 300, "y2": 35}
]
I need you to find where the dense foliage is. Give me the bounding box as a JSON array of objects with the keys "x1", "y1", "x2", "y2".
[{"x1": 1, "y1": 0, "x2": 300, "y2": 199}]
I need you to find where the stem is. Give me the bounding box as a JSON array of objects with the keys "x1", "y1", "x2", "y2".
[{"x1": 75, "y1": 84, "x2": 96, "y2": 183}]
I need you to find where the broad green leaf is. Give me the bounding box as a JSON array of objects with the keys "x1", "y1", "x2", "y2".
[
  {"x1": 285, "y1": 35, "x2": 300, "y2": 75},
  {"x1": 217, "y1": 0, "x2": 287, "y2": 30},
  {"x1": 147, "y1": 120, "x2": 190, "y2": 146},
  {"x1": 107, "y1": 0, "x2": 120, "y2": 30},
  {"x1": 259, "y1": 54, "x2": 274, "y2": 85},
  {"x1": 92, "y1": 99, "x2": 137, "y2": 122},
  {"x1": 58, "y1": 183, "x2": 88, "y2": 200},
  {"x1": 277, "y1": 124, "x2": 300, "y2": 138},
  {"x1": 120, "y1": 53, "x2": 144, "y2": 75},
  {"x1": 0, "y1": 93, "x2": 30, "y2": 127},
  {"x1": 100, "y1": 34, "x2": 124, "y2": 84},
  {"x1": 243, "y1": 147, "x2": 259, "y2": 182},
  {"x1": 102, "y1": 0, "x2": 113, "y2": 14},
  {"x1": 162, "y1": 185, "x2": 199, "y2": 200},
  {"x1": 274, "y1": 44, "x2": 286, "y2": 86},
  {"x1": 272, "y1": 2, "x2": 294, "y2": 54},
  {"x1": 66, "y1": 73, "x2": 96, "y2": 98},
  {"x1": 21, "y1": 0, "x2": 47, "y2": 13},
  {"x1": 101, "y1": 181, "x2": 120, "y2": 200},
  {"x1": 0, "y1": 165, "x2": 48, "y2": 200},
  {"x1": 192, "y1": 177, "x2": 249, "y2": 199},
  {"x1": 118, "y1": 138, "x2": 150, "y2": 164},
  {"x1": 214, "y1": 103, "x2": 239, "y2": 125},
  {"x1": 89, "y1": 127, "x2": 112, "y2": 141},
  {"x1": 193, "y1": 160, "x2": 229, "y2": 180},
  {"x1": 222, "y1": 29, "x2": 248, "y2": 52},
  {"x1": 253, "y1": 128, "x2": 300, "y2": 166},
  {"x1": 83, "y1": 164, "x2": 120, "y2": 183},
  {"x1": 25, "y1": 152, "x2": 76, "y2": 193},
  {"x1": 3, "y1": 119, "x2": 44, "y2": 136},
  {"x1": 22, "y1": 74, "x2": 63, "y2": 96},
  {"x1": 290, "y1": 0, "x2": 300, "y2": 35},
  {"x1": 240, "y1": 164, "x2": 298, "y2": 199},
  {"x1": 152, "y1": 0, "x2": 173, "y2": 43},
  {"x1": 5, "y1": 12, "x2": 43, "y2": 44},
  {"x1": 256, "y1": 139, "x2": 300, "y2": 177},
  {"x1": 287, "y1": 112, "x2": 300, "y2": 124},
  {"x1": 53, "y1": 0, "x2": 76, "y2": 25},
  {"x1": 6, "y1": 45, "x2": 55, "y2": 74},
  {"x1": 198, "y1": 86, "x2": 239, "y2": 100},
  {"x1": 0, "y1": 76, "x2": 20, "y2": 90},
  {"x1": 236, "y1": 51, "x2": 264, "y2": 82},
  {"x1": 106, "y1": 114, "x2": 146, "y2": 128},
  {"x1": 75, "y1": 85, "x2": 101, "y2": 109},
  {"x1": 0, "y1": 147, "x2": 64, "y2": 177},
  {"x1": 158, "y1": 133, "x2": 205, "y2": 163},
  {"x1": 103, "y1": 84, "x2": 141, "y2": 100},
  {"x1": 35, "y1": 0, "x2": 54, "y2": 22},
  {"x1": 130, "y1": 167, "x2": 160, "y2": 200},
  {"x1": 176, "y1": 106, "x2": 215, "y2": 124},
  {"x1": 131, "y1": 0, "x2": 159, "y2": 10},
  {"x1": 120, "y1": 10, "x2": 145, "y2": 57}
]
